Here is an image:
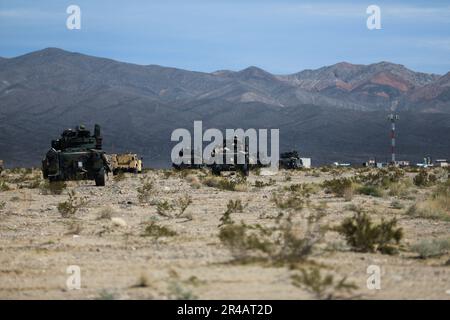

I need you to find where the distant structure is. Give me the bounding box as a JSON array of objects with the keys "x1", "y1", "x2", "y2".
[{"x1": 388, "y1": 114, "x2": 399, "y2": 164}]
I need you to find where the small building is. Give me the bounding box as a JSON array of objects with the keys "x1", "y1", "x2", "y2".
[
  {"x1": 300, "y1": 158, "x2": 311, "y2": 169},
  {"x1": 435, "y1": 159, "x2": 448, "y2": 167}
]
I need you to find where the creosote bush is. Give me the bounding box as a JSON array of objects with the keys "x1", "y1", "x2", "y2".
[
  {"x1": 335, "y1": 210, "x2": 403, "y2": 254},
  {"x1": 57, "y1": 190, "x2": 87, "y2": 218},
  {"x1": 219, "y1": 199, "x2": 244, "y2": 226},
  {"x1": 291, "y1": 267, "x2": 357, "y2": 300},
  {"x1": 137, "y1": 177, "x2": 154, "y2": 203},
  {"x1": 322, "y1": 178, "x2": 353, "y2": 197},
  {"x1": 218, "y1": 211, "x2": 325, "y2": 264},
  {"x1": 413, "y1": 170, "x2": 437, "y2": 187},
  {"x1": 142, "y1": 222, "x2": 177, "y2": 240}
]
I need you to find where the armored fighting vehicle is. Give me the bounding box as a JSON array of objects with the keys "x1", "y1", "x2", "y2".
[
  {"x1": 279, "y1": 151, "x2": 302, "y2": 169},
  {"x1": 0, "y1": 160, "x2": 3, "y2": 174},
  {"x1": 110, "y1": 153, "x2": 143, "y2": 174},
  {"x1": 42, "y1": 124, "x2": 111, "y2": 186},
  {"x1": 207, "y1": 137, "x2": 250, "y2": 176}
]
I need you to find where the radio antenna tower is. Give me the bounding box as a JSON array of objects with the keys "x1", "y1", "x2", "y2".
[{"x1": 388, "y1": 114, "x2": 399, "y2": 164}]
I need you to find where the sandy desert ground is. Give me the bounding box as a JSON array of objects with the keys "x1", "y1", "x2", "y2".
[{"x1": 0, "y1": 166, "x2": 449, "y2": 300}]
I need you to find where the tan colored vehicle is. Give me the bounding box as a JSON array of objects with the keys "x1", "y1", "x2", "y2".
[
  {"x1": 0, "y1": 160, "x2": 3, "y2": 174},
  {"x1": 110, "y1": 153, "x2": 142, "y2": 174}
]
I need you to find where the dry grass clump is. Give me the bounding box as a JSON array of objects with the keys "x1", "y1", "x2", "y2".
[
  {"x1": 411, "y1": 238, "x2": 450, "y2": 259},
  {"x1": 406, "y1": 181, "x2": 450, "y2": 221},
  {"x1": 202, "y1": 174, "x2": 247, "y2": 192},
  {"x1": 185, "y1": 174, "x2": 202, "y2": 189},
  {"x1": 97, "y1": 206, "x2": 115, "y2": 220},
  {"x1": 142, "y1": 222, "x2": 177, "y2": 240}
]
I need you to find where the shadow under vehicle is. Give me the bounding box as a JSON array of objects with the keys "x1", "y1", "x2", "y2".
[{"x1": 42, "y1": 124, "x2": 111, "y2": 186}]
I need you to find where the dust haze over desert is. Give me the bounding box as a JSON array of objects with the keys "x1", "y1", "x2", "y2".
[{"x1": 0, "y1": 0, "x2": 449, "y2": 301}]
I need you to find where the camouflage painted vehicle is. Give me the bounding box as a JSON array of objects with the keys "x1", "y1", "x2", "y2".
[
  {"x1": 110, "y1": 153, "x2": 143, "y2": 174},
  {"x1": 279, "y1": 151, "x2": 302, "y2": 169},
  {"x1": 207, "y1": 137, "x2": 250, "y2": 176},
  {"x1": 0, "y1": 160, "x2": 3, "y2": 174},
  {"x1": 42, "y1": 124, "x2": 111, "y2": 186}
]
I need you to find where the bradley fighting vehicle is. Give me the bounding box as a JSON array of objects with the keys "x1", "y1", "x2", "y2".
[{"x1": 42, "y1": 124, "x2": 111, "y2": 186}]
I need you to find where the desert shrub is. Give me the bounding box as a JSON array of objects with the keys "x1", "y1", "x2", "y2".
[
  {"x1": 356, "y1": 168, "x2": 404, "y2": 188},
  {"x1": 219, "y1": 200, "x2": 243, "y2": 227},
  {"x1": 254, "y1": 179, "x2": 276, "y2": 188},
  {"x1": 272, "y1": 193, "x2": 306, "y2": 211},
  {"x1": 284, "y1": 183, "x2": 319, "y2": 197},
  {"x1": 0, "y1": 181, "x2": 10, "y2": 191},
  {"x1": 411, "y1": 238, "x2": 450, "y2": 259},
  {"x1": 96, "y1": 290, "x2": 117, "y2": 300},
  {"x1": 167, "y1": 281, "x2": 198, "y2": 300},
  {"x1": 202, "y1": 174, "x2": 247, "y2": 191},
  {"x1": 174, "y1": 194, "x2": 192, "y2": 217},
  {"x1": 162, "y1": 170, "x2": 174, "y2": 179},
  {"x1": 113, "y1": 171, "x2": 126, "y2": 182},
  {"x1": 0, "y1": 201, "x2": 5, "y2": 211},
  {"x1": 322, "y1": 178, "x2": 353, "y2": 197},
  {"x1": 142, "y1": 222, "x2": 177, "y2": 239},
  {"x1": 132, "y1": 274, "x2": 151, "y2": 288},
  {"x1": 65, "y1": 221, "x2": 83, "y2": 235},
  {"x1": 218, "y1": 222, "x2": 273, "y2": 261},
  {"x1": 388, "y1": 180, "x2": 412, "y2": 198},
  {"x1": 336, "y1": 210, "x2": 403, "y2": 254},
  {"x1": 185, "y1": 174, "x2": 202, "y2": 189},
  {"x1": 40, "y1": 180, "x2": 67, "y2": 195},
  {"x1": 413, "y1": 170, "x2": 436, "y2": 187},
  {"x1": 390, "y1": 200, "x2": 404, "y2": 209},
  {"x1": 156, "y1": 200, "x2": 174, "y2": 217},
  {"x1": 406, "y1": 181, "x2": 450, "y2": 221},
  {"x1": 137, "y1": 177, "x2": 154, "y2": 203},
  {"x1": 97, "y1": 206, "x2": 114, "y2": 220},
  {"x1": 219, "y1": 212, "x2": 325, "y2": 263},
  {"x1": 356, "y1": 185, "x2": 383, "y2": 197},
  {"x1": 291, "y1": 267, "x2": 357, "y2": 300},
  {"x1": 57, "y1": 190, "x2": 87, "y2": 218}
]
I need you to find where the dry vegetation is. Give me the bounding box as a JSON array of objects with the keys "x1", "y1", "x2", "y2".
[{"x1": 0, "y1": 166, "x2": 449, "y2": 299}]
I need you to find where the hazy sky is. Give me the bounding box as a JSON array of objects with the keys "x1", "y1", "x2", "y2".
[{"x1": 1, "y1": 0, "x2": 449, "y2": 74}]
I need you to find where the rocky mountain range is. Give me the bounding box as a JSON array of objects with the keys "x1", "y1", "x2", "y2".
[{"x1": 0, "y1": 48, "x2": 449, "y2": 167}]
